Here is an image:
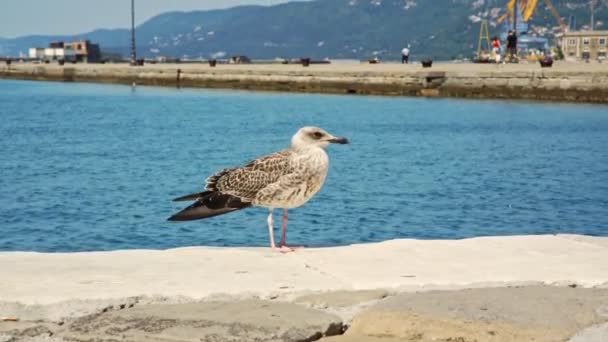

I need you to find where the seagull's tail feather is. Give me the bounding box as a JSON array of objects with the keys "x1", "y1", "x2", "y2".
[
  {"x1": 172, "y1": 191, "x2": 213, "y2": 202},
  {"x1": 168, "y1": 191, "x2": 251, "y2": 221}
]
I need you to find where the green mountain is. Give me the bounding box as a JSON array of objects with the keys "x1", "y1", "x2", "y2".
[{"x1": 1, "y1": 0, "x2": 606, "y2": 61}]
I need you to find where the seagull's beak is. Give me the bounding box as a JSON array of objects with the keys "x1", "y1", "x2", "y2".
[{"x1": 327, "y1": 136, "x2": 349, "y2": 144}]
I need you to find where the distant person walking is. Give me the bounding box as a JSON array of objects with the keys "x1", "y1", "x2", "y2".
[
  {"x1": 401, "y1": 45, "x2": 410, "y2": 64},
  {"x1": 506, "y1": 30, "x2": 518, "y2": 62},
  {"x1": 491, "y1": 36, "x2": 502, "y2": 63}
]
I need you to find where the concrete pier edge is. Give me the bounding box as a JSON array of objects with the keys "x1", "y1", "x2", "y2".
[
  {"x1": 1, "y1": 234, "x2": 608, "y2": 341},
  {"x1": 1, "y1": 62, "x2": 607, "y2": 103}
]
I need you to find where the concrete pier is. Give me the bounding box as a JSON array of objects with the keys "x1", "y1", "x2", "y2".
[
  {"x1": 1, "y1": 235, "x2": 608, "y2": 341},
  {"x1": 1, "y1": 61, "x2": 607, "y2": 103}
]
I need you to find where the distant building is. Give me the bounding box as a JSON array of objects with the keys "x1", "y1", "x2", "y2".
[
  {"x1": 49, "y1": 41, "x2": 64, "y2": 49},
  {"x1": 29, "y1": 46, "x2": 76, "y2": 62},
  {"x1": 28, "y1": 40, "x2": 101, "y2": 63},
  {"x1": 69, "y1": 40, "x2": 101, "y2": 63},
  {"x1": 557, "y1": 30, "x2": 608, "y2": 61},
  {"x1": 28, "y1": 48, "x2": 45, "y2": 59}
]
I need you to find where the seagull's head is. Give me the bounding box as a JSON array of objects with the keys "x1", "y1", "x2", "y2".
[{"x1": 291, "y1": 126, "x2": 349, "y2": 149}]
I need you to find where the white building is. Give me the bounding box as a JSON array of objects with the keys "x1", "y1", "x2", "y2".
[
  {"x1": 28, "y1": 47, "x2": 76, "y2": 61},
  {"x1": 28, "y1": 48, "x2": 45, "y2": 59}
]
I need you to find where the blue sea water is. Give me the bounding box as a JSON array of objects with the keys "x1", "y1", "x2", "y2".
[{"x1": 1, "y1": 79, "x2": 607, "y2": 252}]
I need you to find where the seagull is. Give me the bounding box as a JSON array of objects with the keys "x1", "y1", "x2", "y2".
[{"x1": 168, "y1": 126, "x2": 349, "y2": 252}]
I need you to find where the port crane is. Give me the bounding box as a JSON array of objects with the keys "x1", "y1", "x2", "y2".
[
  {"x1": 497, "y1": 0, "x2": 567, "y2": 31},
  {"x1": 476, "y1": 0, "x2": 566, "y2": 62}
]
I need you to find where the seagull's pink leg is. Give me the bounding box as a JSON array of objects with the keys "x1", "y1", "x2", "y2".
[
  {"x1": 279, "y1": 208, "x2": 303, "y2": 252},
  {"x1": 280, "y1": 208, "x2": 288, "y2": 246},
  {"x1": 268, "y1": 208, "x2": 292, "y2": 253}
]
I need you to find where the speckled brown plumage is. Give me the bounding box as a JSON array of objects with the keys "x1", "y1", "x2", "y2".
[
  {"x1": 168, "y1": 126, "x2": 348, "y2": 250},
  {"x1": 204, "y1": 150, "x2": 296, "y2": 202}
]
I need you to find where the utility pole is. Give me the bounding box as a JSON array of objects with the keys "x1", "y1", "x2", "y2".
[
  {"x1": 130, "y1": 0, "x2": 137, "y2": 65},
  {"x1": 513, "y1": 0, "x2": 518, "y2": 34},
  {"x1": 590, "y1": 0, "x2": 596, "y2": 31}
]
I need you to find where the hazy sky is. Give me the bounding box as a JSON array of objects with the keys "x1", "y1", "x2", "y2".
[{"x1": 0, "y1": 0, "x2": 301, "y2": 38}]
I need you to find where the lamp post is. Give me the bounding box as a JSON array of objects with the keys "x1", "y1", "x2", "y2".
[{"x1": 130, "y1": 0, "x2": 137, "y2": 65}]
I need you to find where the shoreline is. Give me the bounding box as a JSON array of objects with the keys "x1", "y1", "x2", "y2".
[
  {"x1": 1, "y1": 62, "x2": 608, "y2": 103},
  {"x1": 1, "y1": 234, "x2": 608, "y2": 341}
]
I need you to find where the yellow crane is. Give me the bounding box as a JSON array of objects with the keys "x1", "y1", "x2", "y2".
[{"x1": 497, "y1": 0, "x2": 567, "y2": 31}]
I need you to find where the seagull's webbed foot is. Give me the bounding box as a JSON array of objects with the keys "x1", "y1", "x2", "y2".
[
  {"x1": 273, "y1": 245, "x2": 298, "y2": 253},
  {"x1": 278, "y1": 243, "x2": 304, "y2": 252}
]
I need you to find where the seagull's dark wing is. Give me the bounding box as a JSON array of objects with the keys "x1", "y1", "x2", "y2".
[
  {"x1": 168, "y1": 149, "x2": 294, "y2": 221},
  {"x1": 168, "y1": 191, "x2": 251, "y2": 221}
]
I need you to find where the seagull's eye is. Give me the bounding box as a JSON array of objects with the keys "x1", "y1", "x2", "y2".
[{"x1": 312, "y1": 132, "x2": 323, "y2": 139}]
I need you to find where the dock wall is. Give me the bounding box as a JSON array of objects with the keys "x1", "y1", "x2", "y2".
[{"x1": 1, "y1": 63, "x2": 607, "y2": 103}]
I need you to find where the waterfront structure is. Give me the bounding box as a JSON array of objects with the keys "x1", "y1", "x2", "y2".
[
  {"x1": 2, "y1": 63, "x2": 607, "y2": 104},
  {"x1": 29, "y1": 46, "x2": 76, "y2": 62},
  {"x1": 69, "y1": 40, "x2": 101, "y2": 63},
  {"x1": 49, "y1": 41, "x2": 65, "y2": 49},
  {"x1": 28, "y1": 40, "x2": 101, "y2": 63},
  {"x1": 557, "y1": 30, "x2": 608, "y2": 61},
  {"x1": 28, "y1": 48, "x2": 45, "y2": 60}
]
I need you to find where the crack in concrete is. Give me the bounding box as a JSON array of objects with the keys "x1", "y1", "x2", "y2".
[{"x1": 294, "y1": 254, "x2": 353, "y2": 289}]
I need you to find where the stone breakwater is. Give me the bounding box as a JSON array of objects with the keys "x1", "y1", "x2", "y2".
[
  {"x1": 2, "y1": 287, "x2": 608, "y2": 342},
  {"x1": 1, "y1": 62, "x2": 607, "y2": 103}
]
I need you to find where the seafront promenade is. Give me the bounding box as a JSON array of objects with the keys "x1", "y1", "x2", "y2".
[
  {"x1": 1, "y1": 235, "x2": 608, "y2": 341},
  {"x1": 1, "y1": 61, "x2": 607, "y2": 103}
]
